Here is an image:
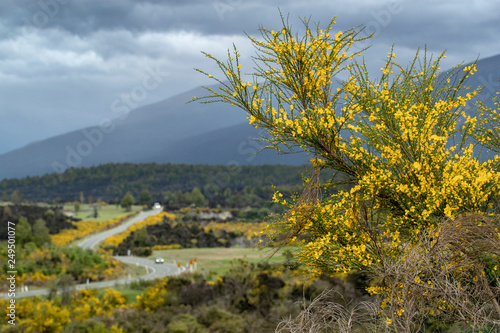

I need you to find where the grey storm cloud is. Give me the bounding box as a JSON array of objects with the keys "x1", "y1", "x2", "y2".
[
  {"x1": 4, "y1": 0, "x2": 257, "y2": 36},
  {"x1": 0, "y1": 0, "x2": 499, "y2": 154},
  {"x1": 4, "y1": 1, "x2": 500, "y2": 57}
]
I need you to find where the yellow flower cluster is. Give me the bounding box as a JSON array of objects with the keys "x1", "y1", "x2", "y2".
[{"x1": 14, "y1": 298, "x2": 70, "y2": 332}]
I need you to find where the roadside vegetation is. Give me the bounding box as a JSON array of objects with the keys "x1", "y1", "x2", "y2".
[
  {"x1": 1, "y1": 260, "x2": 370, "y2": 333},
  {"x1": 52, "y1": 213, "x2": 137, "y2": 246},
  {"x1": 101, "y1": 212, "x2": 176, "y2": 255},
  {"x1": 104, "y1": 210, "x2": 269, "y2": 256},
  {"x1": 0, "y1": 244, "x2": 127, "y2": 292},
  {"x1": 0, "y1": 204, "x2": 140, "y2": 291}
]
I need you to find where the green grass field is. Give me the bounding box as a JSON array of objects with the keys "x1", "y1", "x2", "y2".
[
  {"x1": 0, "y1": 201, "x2": 144, "y2": 222},
  {"x1": 62, "y1": 203, "x2": 144, "y2": 222},
  {"x1": 151, "y1": 247, "x2": 292, "y2": 276}
]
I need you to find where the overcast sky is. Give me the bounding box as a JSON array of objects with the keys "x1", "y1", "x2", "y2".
[{"x1": 0, "y1": 0, "x2": 499, "y2": 154}]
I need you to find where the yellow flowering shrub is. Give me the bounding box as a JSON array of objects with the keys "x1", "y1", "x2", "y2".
[
  {"x1": 38, "y1": 289, "x2": 125, "y2": 323},
  {"x1": 102, "y1": 212, "x2": 175, "y2": 248},
  {"x1": 152, "y1": 244, "x2": 182, "y2": 250},
  {"x1": 135, "y1": 285, "x2": 168, "y2": 312},
  {"x1": 52, "y1": 213, "x2": 136, "y2": 246},
  {"x1": 0, "y1": 246, "x2": 126, "y2": 291},
  {"x1": 204, "y1": 221, "x2": 269, "y2": 240},
  {"x1": 0, "y1": 288, "x2": 128, "y2": 331},
  {"x1": 71, "y1": 289, "x2": 104, "y2": 321},
  {"x1": 101, "y1": 288, "x2": 127, "y2": 312},
  {"x1": 20, "y1": 299, "x2": 70, "y2": 333},
  {"x1": 194, "y1": 13, "x2": 500, "y2": 329}
]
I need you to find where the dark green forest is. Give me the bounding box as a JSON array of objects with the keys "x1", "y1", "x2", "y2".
[
  {"x1": 0, "y1": 205, "x2": 76, "y2": 240},
  {"x1": 0, "y1": 163, "x2": 328, "y2": 204}
]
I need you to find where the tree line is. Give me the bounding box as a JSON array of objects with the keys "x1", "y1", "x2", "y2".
[
  {"x1": 0, "y1": 163, "x2": 329, "y2": 205},
  {"x1": 0, "y1": 205, "x2": 76, "y2": 240}
]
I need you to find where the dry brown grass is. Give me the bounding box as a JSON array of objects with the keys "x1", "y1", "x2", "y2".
[
  {"x1": 375, "y1": 213, "x2": 500, "y2": 332},
  {"x1": 275, "y1": 213, "x2": 500, "y2": 332},
  {"x1": 275, "y1": 289, "x2": 381, "y2": 333}
]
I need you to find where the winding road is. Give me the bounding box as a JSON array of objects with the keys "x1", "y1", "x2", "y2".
[
  {"x1": 1, "y1": 207, "x2": 184, "y2": 299},
  {"x1": 78, "y1": 207, "x2": 163, "y2": 250}
]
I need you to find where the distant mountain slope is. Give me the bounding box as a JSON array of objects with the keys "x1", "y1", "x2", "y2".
[
  {"x1": 143, "y1": 122, "x2": 308, "y2": 166},
  {"x1": 464, "y1": 53, "x2": 500, "y2": 107},
  {"x1": 0, "y1": 85, "x2": 305, "y2": 180},
  {"x1": 0, "y1": 53, "x2": 499, "y2": 180}
]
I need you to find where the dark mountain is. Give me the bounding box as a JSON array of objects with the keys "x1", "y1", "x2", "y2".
[
  {"x1": 0, "y1": 85, "x2": 306, "y2": 180},
  {"x1": 142, "y1": 122, "x2": 308, "y2": 166},
  {"x1": 465, "y1": 53, "x2": 500, "y2": 107}
]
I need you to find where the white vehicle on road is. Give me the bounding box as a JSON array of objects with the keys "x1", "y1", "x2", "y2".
[{"x1": 155, "y1": 257, "x2": 165, "y2": 264}]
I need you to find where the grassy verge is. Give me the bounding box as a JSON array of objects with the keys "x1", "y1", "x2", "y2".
[{"x1": 116, "y1": 262, "x2": 148, "y2": 280}]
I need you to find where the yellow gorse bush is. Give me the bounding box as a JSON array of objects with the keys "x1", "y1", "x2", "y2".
[
  {"x1": 152, "y1": 244, "x2": 182, "y2": 250},
  {"x1": 194, "y1": 13, "x2": 500, "y2": 329},
  {"x1": 135, "y1": 285, "x2": 168, "y2": 312},
  {"x1": 9, "y1": 297, "x2": 70, "y2": 332},
  {"x1": 1, "y1": 289, "x2": 127, "y2": 331},
  {"x1": 52, "y1": 213, "x2": 136, "y2": 246},
  {"x1": 204, "y1": 221, "x2": 269, "y2": 240},
  {"x1": 102, "y1": 212, "x2": 175, "y2": 247}
]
